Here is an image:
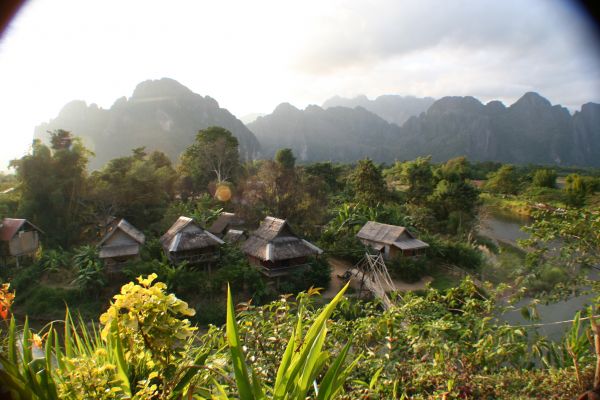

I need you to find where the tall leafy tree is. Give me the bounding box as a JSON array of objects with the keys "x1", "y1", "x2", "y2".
[
  {"x1": 179, "y1": 126, "x2": 240, "y2": 195},
  {"x1": 274, "y1": 148, "x2": 296, "y2": 170},
  {"x1": 10, "y1": 130, "x2": 91, "y2": 247},
  {"x1": 485, "y1": 165, "x2": 521, "y2": 195},
  {"x1": 89, "y1": 148, "x2": 177, "y2": 231},
  {"x1": 401, "y1": 156, "x2": 435, "y2": 203},
  {"x1": 348, "y1": 158, "x2": 387, "y2": 207}
]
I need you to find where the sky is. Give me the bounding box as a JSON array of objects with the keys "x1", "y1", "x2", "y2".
[{"x1": 0, "y1": 0, "x2": 599, "y2": 171}]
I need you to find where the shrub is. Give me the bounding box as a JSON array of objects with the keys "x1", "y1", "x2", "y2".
[{"x1": 387, "y1": 256, "x2": 430, "y2": 283}]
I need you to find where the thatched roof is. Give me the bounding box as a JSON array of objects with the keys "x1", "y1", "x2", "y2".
[
  {"x1": 208, "y1": 212, "x2": 244, "y2": 235},
  {"x1": 356, "y1": 221, "x2": 429, "y2": 251},
  {"x1": 160, "y1": 216, "x2": 224, "y2": 253},
  {"x1": 242, "y1": 217, "x2": 322, "y2": 262},
  {"x1": 99, "y1": 218, "x2": 145, "y2": 246},
  {"x1": 0, "y1": 218, "x2": 43, "y2": 242},
  {"x1": 223, "y1": 229, "x2": 246, "y2": 244}
]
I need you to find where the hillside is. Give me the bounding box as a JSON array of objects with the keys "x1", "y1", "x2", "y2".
[
  {"x1": 247, "y1": 103, "x2": 403, "y2": 162},
  {"x1": 34, "y1": 78, "x2": 261, "y2": 170},
  {"x1": 252, "y1": 92, "x2": 600, "y2": 166},
  {"x1": 322, "y1": 94, "x2": 435, "y2": 126}
]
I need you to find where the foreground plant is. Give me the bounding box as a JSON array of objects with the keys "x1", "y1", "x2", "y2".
[{"x1": 218, "y1": 282, "x2": 358, "y2": 399}]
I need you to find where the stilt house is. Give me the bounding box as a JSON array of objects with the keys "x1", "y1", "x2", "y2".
[
  {"x1": 160, "y1": 216, "x2": 224, "y2": 265},
  {"x1": 0, "y1": 218, "x2": 43, "y2": 260},
  {"x1": 242, "y1": 217, "x2": 322, "y2": 277},
  {"x1": 356, "y1": 221, "x2": 429, "y2": 259},
  {"x1": 98, "y1": 218, "x2": 145, "y2": 266}
]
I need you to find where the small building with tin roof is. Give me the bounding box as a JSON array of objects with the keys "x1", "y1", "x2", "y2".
[
  {"x1": 98, "y1": 218, "x2": 145, "y2": 266},
  {"x1": 242, "y1": 216, "x2": 322, "y2": 278},
  {"x1": 160, "y1": 216, "x2": 224, "y2": 265},
  {"x1": 356, "y1": 221, "x2": 429, "y2": 259},
  {"x1": 0, "y1": 218, "x2": 43, "y2": 263}
]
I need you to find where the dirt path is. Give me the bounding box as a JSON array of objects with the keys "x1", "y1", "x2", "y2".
[{"x1": 322, "y1": 257, "x2": 433, "y2": 299}]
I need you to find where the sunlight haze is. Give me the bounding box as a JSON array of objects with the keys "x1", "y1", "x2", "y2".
[{"x1": 0, "y1": 0, "x2": 599, "y2": 170}]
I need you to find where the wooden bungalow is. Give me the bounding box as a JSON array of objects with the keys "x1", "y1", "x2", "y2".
[
  {"x1": 98, "y1": 218, "x2": 145, "y2": 266},
  {"x1": 208, "y1": 212, "x2": 245, "y2": 238},
  {"x1": 0, "y1": 218, "x2": 43, "y2": 265},
  {"x1": 356, "y1": 221, "x2": 429, "y2": 259},
  {"x1": 160, "y1": 216, "x2": 224, "y2": 265},
  {"x1": 242, "y1": 217, "x2": 322, "y2": 278}
]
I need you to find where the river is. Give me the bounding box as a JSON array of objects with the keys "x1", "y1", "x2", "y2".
[{"x1": 479, "y1": 206, "x2": 596, "y2": 341}]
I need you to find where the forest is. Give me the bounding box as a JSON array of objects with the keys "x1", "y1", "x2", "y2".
[{"x1": 1, "y1": 127, "x2": 600, "y2": 399}]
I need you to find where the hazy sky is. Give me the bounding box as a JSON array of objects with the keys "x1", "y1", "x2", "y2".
[{"x1": 1, "y1": 0, "x2": 599, "y2": 171}]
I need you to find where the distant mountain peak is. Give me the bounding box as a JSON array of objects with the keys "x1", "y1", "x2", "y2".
[
  {"x1": 427, "y1": 96, "x2": 484, "y2": 115},
  {"x1": 512, "y1": 92, "x2": 552, "y2": 109},
  {"x1": 273, "y1": 102, "x2": 300, "y2": 114},
  {"x1": 131, "y1": 78, "x2": 194, "y2": 99},
  {"x1": 322, "y1": 94, "x2": 435, "y2": 126}
]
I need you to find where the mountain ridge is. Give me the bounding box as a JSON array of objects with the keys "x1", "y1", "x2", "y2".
[{"x1": 34, "y1": 78, "x2": 261, "y2": 170}]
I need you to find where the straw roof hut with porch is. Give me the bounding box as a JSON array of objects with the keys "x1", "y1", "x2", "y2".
[
  {"x1": 160, "y1": 216, "x2": 224, "y2": 267},
  {"x1": 356, "y1": 221, "x2": 429, "y2": 259},
  {"x1": 0, "y1": 218, "x2": 43, "y2": 265},
  {"x1": 98, "y1": 218, "x2": 145, "y2": 266},
  {"x1": 242, "y1": 216, "x2": 322, "y2": 278}
]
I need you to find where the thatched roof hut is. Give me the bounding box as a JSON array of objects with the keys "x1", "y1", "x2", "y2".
[
  {"x1": 208, "y1": 212, "x2": 244, "y2": 237},
  {"x1": 98, "y1": 218, "x2": 145, "y2": 264},
  {"x1": 0, "y1": 218, "x2": 43, "y2": 258},
  {"x1": 242, "y1": 217, "x2": 322, "y2": 277},
  {"x1": 356, "y1": 221, "x2": 429, "y2": 258},
  {"x1": 160, "y1": 216, "x2": 224, "y2": 264},
  {"x1": 223, "y1": 229, "x2": 246, "y2": 244}
]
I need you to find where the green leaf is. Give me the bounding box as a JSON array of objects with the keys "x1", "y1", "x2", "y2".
[
  {"x1": 171, "y1": 350, "x2": 210, "y2": 397},
  {"x1": 110, "y1": 319, "x2": 132, "y2": 397},
  {"x1": 317, "y1": 341, "x2": 352, "y2": 400},
  {"x1": 226, "y1": 284, "x2": 255, "y2": 400}
]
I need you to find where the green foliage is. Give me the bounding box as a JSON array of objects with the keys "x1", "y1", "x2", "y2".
[
  {"x1": 485, "y1": 164, "x2": 521, "y2": 195},
  {"x1": 387, "y1": 256, "x2": 430, "y2": 283},
  {"x1": 274, "y1": 148, "x2": 296, "y2": 170},
  {"x1": 396, "y1": 156, "x2": 435, "y2": 202},
  {"x1": 532, "y1": 168, "x2": 557, "y2": 188},
  {"x1": 179, "y1": 126, "x2": 240, "y2": 195},
  {"x1": 71, "y1": 245, "x2": 105, "y2": 293},
  {"x1": 565, "y1": 173, "x2": 588, "y2": 207},
  {"x1": 89, "y1": 148, "x2": 177, "y2": 231},
  {"x1": 223, "y1": 282, "x2": 356, "y2": 399},
  {"x1": 10, "y1": 131, "x2": 91, "y2": 247},
  {"x1": 348, "y1": 158, "x2": 387, "y2": 207}
]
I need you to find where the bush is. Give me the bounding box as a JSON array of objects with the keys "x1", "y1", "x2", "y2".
[
  {"x1": 387, "y1": 256, "x2": 430, "y2": 283},
  {"x1": 426, "y1": 237, "x2": 484, "y2": 271}
]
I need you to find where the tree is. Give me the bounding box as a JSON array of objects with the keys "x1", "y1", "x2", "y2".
[
  {"x1": 485, "y1": 165, "x2": 520, "y2": 195},
  {"x1": 401, "y1": 156, "x2": 435, "y2": 203},
  {"x1": 274, "y1": 148, "x2": 296, "y2": 170},
  {"x1": 348, "y1": 158, "x2": 386, "y2": 207},
  {"x1": 179, "y1": 126, "x2": 240, "y2": 194},
  {"x1": 564, "y1": 173, "x2": 587, "y2": 207},
  {"x1": 532, "y1": 169, "x2": 557, "y2": 189},
  {"x1": 428, "y1": 178, "x2": 480, "y2": 233},
  {"x1": 10, "y1": 130, "x2": 91, "y2": 247},
  {"x1": 89, "y1": 149, "x2": 177, "y2": 231}
]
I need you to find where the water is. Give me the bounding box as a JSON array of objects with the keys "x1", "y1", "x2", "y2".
[{"x1": 479, "y1": 206, "x2": 596, "y2": 341}]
